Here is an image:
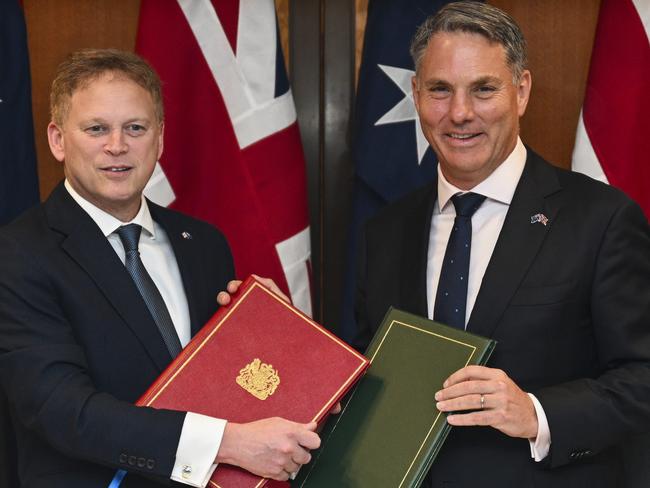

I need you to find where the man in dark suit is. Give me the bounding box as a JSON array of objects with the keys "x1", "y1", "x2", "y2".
[
  {"x1": 0, "y1": 49, "x2": 319, "y2": 487},
  {"x1": 354, "y1": 3, "x2": 650, "y2": 487}
]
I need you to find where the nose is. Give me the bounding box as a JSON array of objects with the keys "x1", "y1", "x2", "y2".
[
  {"x1": 104, "y1": 129, "x2": 128, "y2": 155},
  {"x1": 449, "y1": 91, "x2": 474, "y2": 125}
]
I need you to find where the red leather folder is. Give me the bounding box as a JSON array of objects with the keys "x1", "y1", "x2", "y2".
[{"x1": 136, "y1": 276, "x2": 369, "y2": 488}]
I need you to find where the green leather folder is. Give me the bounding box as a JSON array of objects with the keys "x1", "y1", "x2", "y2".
[{"x1": 294, "y1": 307, "x2": 496, "y2": 488}]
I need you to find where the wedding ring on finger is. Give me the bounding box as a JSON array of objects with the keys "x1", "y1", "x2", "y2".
[{"x1": 480, "y1": 394, "x2": 485, "y2": 410}]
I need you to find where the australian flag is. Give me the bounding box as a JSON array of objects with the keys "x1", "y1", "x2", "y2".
[
  {"x1": 0, "y1": 0, "x2": 39, "y2": 226},
  {"x1": 340, "y1": 0, "x2": 455, "y2": 342}
]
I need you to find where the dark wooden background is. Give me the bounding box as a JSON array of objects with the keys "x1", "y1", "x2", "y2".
[{"x1": 3, "y1": 1, "x2": 647, "y2": 486}]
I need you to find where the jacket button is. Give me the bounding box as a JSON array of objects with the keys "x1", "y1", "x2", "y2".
[
  {"x1": 137, "y1": 457, "x2": 146, "y2": 468},
  {"x1": 146, "y1": 459, "x2": 155, "y2": 470},
  {"x1": 128, "y1": 455, "x2": 136, "y2": 466},
  {"x1": 569, "y1": 452, "x2": 577, "y2": 459},
  {"x1": 585, "y1": 450, "x2": 593, "y2": 456},
  {"x1": 119, "y1": 453, "x2": 127, "y2": 464}
]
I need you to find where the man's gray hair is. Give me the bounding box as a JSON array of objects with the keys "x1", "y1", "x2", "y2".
[{"x1": 410, "y1": 1, "x2": 528, "y2": 83}]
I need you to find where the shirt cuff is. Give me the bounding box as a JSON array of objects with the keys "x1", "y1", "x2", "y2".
[
  {"x1": 527, "y1": 393, "x2": 551, "y2": 462},
  {"x1": 171, "y1": 412, "x2": 226, "y2": 487}
]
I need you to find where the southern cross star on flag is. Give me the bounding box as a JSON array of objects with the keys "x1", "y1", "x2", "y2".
[
  {"x1": 137, "y1": 0, "x2": 312, "y2": 316},
  {"x1": 572, "y1": 0, "x2": 650, "y2": 220},
  {"x1": 340, "y1": 0, "x2": 457, "y2": 342}
]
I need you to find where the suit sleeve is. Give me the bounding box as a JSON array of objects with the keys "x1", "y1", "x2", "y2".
[
  {"x1": 536, "y1": 198, "x2": 650, "y2": 468},
  {"x1": 0, "y1": 232, "x2": 185, "y2": 481}
]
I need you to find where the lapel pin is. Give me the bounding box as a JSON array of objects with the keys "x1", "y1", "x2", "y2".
[
  {"x1": 181, "y1": 231, "x2": 192, "y2": 240},
  {"x1": 530, "y1": 213, "x2": 549, "y2": 226}
]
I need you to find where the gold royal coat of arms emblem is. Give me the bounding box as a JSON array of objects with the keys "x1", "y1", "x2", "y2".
[{"x1": 236, "y1": 358, "x2": 280, "y2": 400}]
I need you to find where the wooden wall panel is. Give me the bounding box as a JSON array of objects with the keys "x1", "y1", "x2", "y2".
[
  {"x1": 321, "y1": 0, "x2": 355, "y2": 328},
  {"x1": 291, "y1": 0, "x2": 323, "y2": 319},
  {"x1": 23, "y1": 0, "x2": 141, "y2": 200},
  {"x1": 276, "y1": 0, "x2": 290, "y2": 68},
  {"x1": 355, "y1": 0, "x2": 368, "y2": 88},
  {"x1": 490, "y1": 0, "x2": 601, "y2": 169},
  {"x1": 293, "y1": 0, "x2": 356, "y2": 326}
]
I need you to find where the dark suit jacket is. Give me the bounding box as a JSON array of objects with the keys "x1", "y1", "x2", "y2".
[
  {"x1": 0, "y1": 183, "x2": 235, "y2": 487},
  {"x1": 354, "y1": 150, "x2": 650, "y2": 488}
]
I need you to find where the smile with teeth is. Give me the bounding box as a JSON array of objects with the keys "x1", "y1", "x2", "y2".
[
  {"x1": 102, "y1": 166, "x2": 132, "y2": 172},
  {"x1": 448, "y1": 133, "x2": 481, "y2": 139}
]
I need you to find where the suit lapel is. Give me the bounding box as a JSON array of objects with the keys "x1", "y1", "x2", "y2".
[
  {"x1": 467, "y1": 151, "x2": 562, "y2": 338},
  {"x1": 149, "y1": 204, "x2": 205, "y2": 337},
  {"x1": 399, "y1": 183, "x2": 438, "y2": 317},
  {"x1": 45, "y1": 185, "x2": 172, "y2": 371}
]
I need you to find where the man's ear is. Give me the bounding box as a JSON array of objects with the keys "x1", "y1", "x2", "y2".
[
  {"x1": 47, "y1": 122, "x2": 66, "y2": 162},
  {"x1": 157, "y1": 121, "x2": 164, "y2": 161},
  {"x1": 517, "y1": 70, "x2": 532, "y2": 117},
  {"x1": 411, "y1": 75, "x2": 421, "y2": 114}
]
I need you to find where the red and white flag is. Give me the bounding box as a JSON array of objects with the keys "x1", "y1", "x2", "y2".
[
  {"x1": 572, "y1": 0, "x2": 650, "y2": 220},
  {"x1": 137, "y1": 0, "x2": 312, "y2": 315}
]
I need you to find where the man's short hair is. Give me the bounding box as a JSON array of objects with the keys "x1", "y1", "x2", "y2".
[
  {"x1": 410, "y1": 1, "x2": 528, "y2": 83},
  {"x1": 50, "y1": 48, "x2": 163, "y2": 125}
]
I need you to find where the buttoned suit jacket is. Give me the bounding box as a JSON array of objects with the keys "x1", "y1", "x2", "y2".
[
  {"x1": 354, "y1": 149, "x2": 650, "y2": 488},
  {"x1": 0, "y1": 182, "x2": 235, "y2": 488}
]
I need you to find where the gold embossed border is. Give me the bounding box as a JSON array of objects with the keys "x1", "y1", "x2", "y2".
[{"x1": 372, "y1": 319, "x2": 478, "y2": 488}]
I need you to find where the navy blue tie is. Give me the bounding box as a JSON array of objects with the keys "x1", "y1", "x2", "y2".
[
  {"x1": 117, "y1": 224, "x2": 182, "y2": 357},
  {"x1": 433, "y1": 193, "x2": 486, "y2": 329}
]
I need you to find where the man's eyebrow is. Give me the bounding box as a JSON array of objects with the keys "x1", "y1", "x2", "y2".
[
  {"x1": 77, "y1": 117, "x2": 151, "y2": 125},
  {"x1": 77, "y1": 117, "x2": 107, "y2": 126},
  {"x1": 472, "y1": 76, "x2": 503, "y2": 86},
  {"x1": 419, "y1": 76, "x2": 504, "y2": 89},
  {"x1": 123, "y1": 117, "x2": 151, "y2": 125},
  {"x1": 421, "y1": 78, "x2": 450, "y2": 88}
]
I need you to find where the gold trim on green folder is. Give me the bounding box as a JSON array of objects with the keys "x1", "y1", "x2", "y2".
[
  {"x1": 373, "y1": 320, "x2": 479, "y2": 488},
  {"x1": 372, "y1": 320, "x2": 478, "y2": 362},
  {"x1": 295, "y1": 307, "x2": 496, "y2": 488}
]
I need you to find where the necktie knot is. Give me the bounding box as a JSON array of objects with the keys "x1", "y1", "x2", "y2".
[
  {"x1": 451, "y1": 192, "x2": 486, "y2": 218},
  {"x1": 117, "y1": 224, "x2": 142, "y2": 253}
]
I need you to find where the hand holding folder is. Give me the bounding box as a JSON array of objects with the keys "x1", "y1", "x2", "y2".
[
  {"x1": 113, "y1": 276, "x2": 369, "y2": 488},
  {"x1": 295, "y1": 307, "x2": 496, "y2": 488}
]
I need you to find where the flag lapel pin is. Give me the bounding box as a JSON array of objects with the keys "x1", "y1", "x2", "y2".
[
  {"x1": 530, "y1": 213, "x2": 549, "y2": 226},
  {"x1": 181, "y1": 231, "x2": 192, "y2": 240}
]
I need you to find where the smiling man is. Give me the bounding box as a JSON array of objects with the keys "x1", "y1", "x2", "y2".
[
  {"x1": 0, "y1": 49, "x2": 320, "y2": 488},
  {"x1": 48, "y1": 71, "x2": 164, "y2": 222},
  {"x1": 412, "y1": 28, "x2": 530, "y2": 191},
  {"x1": 353, "y1": 2, "x2": 650, "y2": 487}
]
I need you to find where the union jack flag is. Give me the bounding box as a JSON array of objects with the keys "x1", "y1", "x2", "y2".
[{"x1": 137, "y1": 0, "x2": 312, "y2": 316}]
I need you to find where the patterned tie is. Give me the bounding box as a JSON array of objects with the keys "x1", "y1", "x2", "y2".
[
  {"x1": 433, "y1": 192, "x2": 486, "y2": 329},
  {"x1": 117, "y1": 224, "x2": 182, "y2": 357}
]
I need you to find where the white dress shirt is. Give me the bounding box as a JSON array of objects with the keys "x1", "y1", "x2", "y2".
[
  {"x1": 425, "y1": 138, "x2": 551, "y2": 461},
  {"x1": 64, "y1": 181, "x2": 225, "y2": 487}
]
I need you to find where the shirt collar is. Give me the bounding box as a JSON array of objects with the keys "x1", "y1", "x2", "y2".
[
  {"x1": 437, "y1": 137, "x2": 527, "y2": 212},
  {"x1": 64, "y1": 180, "x2": 156, "y2": 239}
]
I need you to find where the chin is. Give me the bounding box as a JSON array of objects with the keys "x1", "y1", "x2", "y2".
[
  {"x1": 443, "y1": 157, "x2": 486, "y2": 172},
  {"x1": 101, "y1": 191, "x2": 138, "y2": 205}
]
